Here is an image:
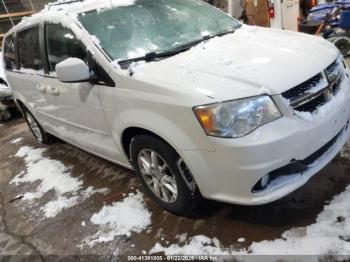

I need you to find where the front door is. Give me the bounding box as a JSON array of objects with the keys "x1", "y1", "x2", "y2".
[{"x1": 37, "y1": 23, "x2": 117, "y2": 160}]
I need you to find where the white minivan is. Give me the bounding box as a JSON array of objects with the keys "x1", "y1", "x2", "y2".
[{"x1": 3, "y1": 0, "x2": 350, "y2": 214}]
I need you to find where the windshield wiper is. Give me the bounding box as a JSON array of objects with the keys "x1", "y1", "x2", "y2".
[
  {"x1": 118, "y1": 38, "x2": 205, "y2": 67},
  {"x1": 118, "y1": 45, "x2": 193, "y2": 68},
  {"x1": 118, "y1": 25, "x2": 241, "y2": 67}
]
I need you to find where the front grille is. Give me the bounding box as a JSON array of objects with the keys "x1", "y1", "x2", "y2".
[
  {"x1": 282, "y1": 73, "x2": 323, "y2": 100},
  {"x1": 294, "y1": 92, "x2": 326, "y2": 112},
  {"x1": 282, "y1": 58, "x2": 345, "y2": 113},
  {"x1": 325, "y1": 59, "x2": 338, "y2": 75}
]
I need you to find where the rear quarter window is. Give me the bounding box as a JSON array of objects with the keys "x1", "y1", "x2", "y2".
[{"x1": 17, "y1": 27, "x2": 43, "y2": 71}]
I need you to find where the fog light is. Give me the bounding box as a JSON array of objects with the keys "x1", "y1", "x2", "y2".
[{"x1": 261, "y1": 174, "x2": 270, "y2": 189}]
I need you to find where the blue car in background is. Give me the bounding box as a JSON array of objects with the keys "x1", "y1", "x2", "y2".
[
  {"x1": 299, "y1": 0, "x2": 350, "y2": 56},
  {"x1": 309, "y1": 1, "x2": 350, "y2": 26}
]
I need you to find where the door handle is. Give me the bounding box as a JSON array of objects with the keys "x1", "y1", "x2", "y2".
[
  {"x1": 36, "y1": 83, "x2": 47, "y2": 93},
  {"x1": 47, "y1": 85, "x2": 60, "y2": 96}
]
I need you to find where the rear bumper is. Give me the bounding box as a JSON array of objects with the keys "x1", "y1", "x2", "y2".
[{"x1": 181, "y1": 80, "x2": 350, "y2": 205}]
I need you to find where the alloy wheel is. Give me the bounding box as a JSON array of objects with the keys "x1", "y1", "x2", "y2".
[{"x1": 137, "y1": 149, "x2": 179, "y2": 203}]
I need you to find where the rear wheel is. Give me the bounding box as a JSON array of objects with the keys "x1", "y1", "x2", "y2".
[
  {"x1": 130, "y1": 135, "x2": 201, "y2": 215},
  {"x1": 23, "y1": 110, "x2": 51, "y2": 144}
]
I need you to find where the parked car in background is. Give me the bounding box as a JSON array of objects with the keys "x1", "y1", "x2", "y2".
[
  {"x1": 3, "y1": 0, "x2": 350, "y2": 214},
  {"x1": 299, "y1": 0, "x2": 350, "y2": 56},
  {"x1": 0, "y1": 52, "x2": 16, "y2": 121}
]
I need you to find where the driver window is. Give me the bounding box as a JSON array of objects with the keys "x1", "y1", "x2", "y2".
[{"x1": 45, "y1": 24, "x2": 88, "y2": 72}]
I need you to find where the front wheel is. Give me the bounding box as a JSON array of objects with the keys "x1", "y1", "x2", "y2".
[{"x1": 130, "y1": 135, "x2": 201, "y2": 215}]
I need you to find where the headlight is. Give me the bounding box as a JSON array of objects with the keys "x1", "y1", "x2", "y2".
[{"x1": 193, "y1": 96, "x2": 282, "y2": 138}]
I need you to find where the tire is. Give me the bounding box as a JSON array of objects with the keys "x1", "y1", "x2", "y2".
[
  {"x1": 23, "y1": 109, "x2": 51, "y2": 145},
  {"x1": 130, "y1": 135, "x2": 201, "y2": 215},
  {"x1": 329, "y1": 36, "x2": 350, "y2": 57}
]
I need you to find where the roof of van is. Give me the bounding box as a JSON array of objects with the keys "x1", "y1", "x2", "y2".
[
  {"x1": 7, "y1": 0, "x2": 136, "y2": 34},
  {"x1": 44, "y1": 0, "x2": 136, "y2": 14}
]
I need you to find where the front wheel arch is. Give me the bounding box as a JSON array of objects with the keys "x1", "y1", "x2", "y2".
[
  {"x1": 17, "y1": 101, "x2": 53, "y2": 145},
  {"x1": 130, "y1": 134, "x2": 201, "y2": 214},
  {"x1": 121, "y1": 127, "x2": 200, "y2": 193},
  {"x1": 121, "y1": 127, "x2": 179, "y2": 161}
]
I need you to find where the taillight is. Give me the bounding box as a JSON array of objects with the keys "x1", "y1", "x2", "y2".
[{"x1": 268, "y1": 5, "x2": 275, "y2": 19}]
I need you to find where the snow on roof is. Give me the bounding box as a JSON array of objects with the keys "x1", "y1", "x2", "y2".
[
  {"x1": 9, "y1": 0, "x2": 135, "y2": 33},
  {"x1": 44, "y1": 0, "x2": 135, "y2": 13}
]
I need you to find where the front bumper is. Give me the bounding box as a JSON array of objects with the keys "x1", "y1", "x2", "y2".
[{"x1": 181, "y1": 79, "x2": 350, "y2": 205}]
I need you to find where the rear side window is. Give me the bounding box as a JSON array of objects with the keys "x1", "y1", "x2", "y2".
[
  {"x1": 3, "y1": 34, "x2": 16, "y2": 70},
  {"x1": 17, "y1": 27, "x2": 43, "y2": 71},
  {"x1": 45, "y1": 24, "x2": 88, "y2": 72}
]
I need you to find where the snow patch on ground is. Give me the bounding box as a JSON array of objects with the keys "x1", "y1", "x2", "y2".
[
  {"x1": 150, "y1": 183, "x2": 350, "y2": 256},
  {"x1": 10, "y1": 138, "x2": 23, "y2": 144},
  {"x1": 10, "y1": 146, "x2": 109, "y2": 219},
  {"x1": 175, "y1": 233, "x2": 188, "y2": 244},
  {"x1": 150, "y1": 235, "x2": 240, "y2": 256},
  {"x1": 81, "y1": 192, "x2": 151, "y2": 247},
  {"x1": 249, "y1": 184, "x2": 350, "y2": 255}
]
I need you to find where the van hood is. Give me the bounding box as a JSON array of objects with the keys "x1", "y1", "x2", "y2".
[{"x1": 129, "y1": 26, "x2": 339, "y2": 101}]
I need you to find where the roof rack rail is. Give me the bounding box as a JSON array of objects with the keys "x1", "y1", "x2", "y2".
[{"x1": 48, "y1": 0, "x2": 84, "y2": 8}]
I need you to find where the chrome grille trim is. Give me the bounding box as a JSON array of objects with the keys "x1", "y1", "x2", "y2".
[
  {"x1": 282, "y1": 73, "x2": 325, "y2": 101},
  {"x1": 282, "y1": 58, "x2": 344, "y2": 113}
]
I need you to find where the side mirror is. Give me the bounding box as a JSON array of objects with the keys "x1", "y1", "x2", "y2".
[{"x1": 56, "y1": 58, "x2": 91, "y2": 83}]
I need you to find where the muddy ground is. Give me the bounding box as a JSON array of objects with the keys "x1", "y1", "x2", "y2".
[{"x1": 0, "y1": 109, "x2": 349, "y2": 261}]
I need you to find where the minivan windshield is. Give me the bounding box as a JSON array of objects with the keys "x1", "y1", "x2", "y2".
[{"x1": 78, "y1": 0, "x2": 240, "y2": 64}]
